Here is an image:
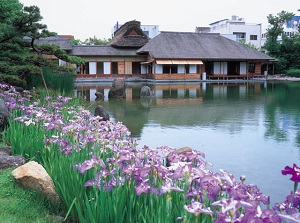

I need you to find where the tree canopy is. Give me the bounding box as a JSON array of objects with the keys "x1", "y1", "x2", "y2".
[
  {"x1": 264, "y1": 10, "x2": 300, "y2": 73},
  {"x1": 72, "y1": 36, "x2": 111, "y2": 45},
  {"x1": 264, "y1": 11, "x2": 294, "y2": 57},
  {"x1": 0, "y1": 0, "x2": 84, "y2": 87}
]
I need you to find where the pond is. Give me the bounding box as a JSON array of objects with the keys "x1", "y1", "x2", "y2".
[{"x1": 75, "y1": 80, "x2": 300, "y2": 207}]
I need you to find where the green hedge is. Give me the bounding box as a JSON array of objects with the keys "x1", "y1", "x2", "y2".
[
  {"x1": 0, "y1": 74, "x2": 26, "y2": 87},
  {"x1": 286, "y1": 69, "x2": 300, "y2": 77}
]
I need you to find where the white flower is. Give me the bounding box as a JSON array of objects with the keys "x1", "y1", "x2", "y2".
[{"x1": 24, "y1": 119, "x2": 35, "y2": 126}]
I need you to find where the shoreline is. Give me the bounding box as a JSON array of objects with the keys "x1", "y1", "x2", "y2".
[
  {"x1": 266, "y1": 75, "x2": 300, "y2": 82},
  {"x1": 74, "y1": 75, "x2": 300, "y2": 86}
]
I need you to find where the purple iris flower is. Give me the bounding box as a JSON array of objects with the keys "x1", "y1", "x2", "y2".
[
  {"x1": 184, "y1": 200, "x2": 213, "y2": 215},
  {"x1": 242, "y1": 206, "x2": 282, "y2": 223},
  {"x1": 278, "y1": 213, "x2": 300, "y2": 223},
  {"x1": 282, "y1": 164, "x2": 300, "y2": 182},
  {"x1": 212, "y1": 198, "x2": 252, "y2": 215},
  {"x1": 79, "y1": 155, "x2": 99, "y2": 174},
  {"x1": 159, "y1": 178, "x2": 184, "y2": 195},
  {"x1": 185, "y1": 187, "x2": 202, "y2": 200},
  {"x1": 169, "y1": 162, "x2": 192, "y2": 180},
  {"x1": 134, "y1": 180, "x2": 150, "y2": 195},
  {"x1": 274, "y1": 190, "x2": 300, "y2": 215},
  {"x1": 84, "y1": 180, "x2": 95, "y2": 187},
  {"x1": 151, "y1": 187, "x2": 159, "y2": 195}
]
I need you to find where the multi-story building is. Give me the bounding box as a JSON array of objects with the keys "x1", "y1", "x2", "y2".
[{"x1": 196, "y1": 15, "x2": 262, "y2": 49}]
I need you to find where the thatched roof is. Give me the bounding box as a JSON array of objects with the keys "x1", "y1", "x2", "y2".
[
  {"x1": 109, "y1": 20, "x2": 149, "y2": 48},
  {"x1": 25, "y1": 36, "x2": 73, "y2": 51},
  {"x1": 70, "y1": 45, "x2": 138, "y2": 56},
  {"x1": 137, "y1": 32, "x2": 274, "y2": 61}
]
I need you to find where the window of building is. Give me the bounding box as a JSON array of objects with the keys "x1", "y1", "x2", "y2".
[
  {"x1": 77, "y1": 65, "x2": 81, "y2": 74},
  {"x1": 111, "y1": 62, "x2": 118, "y2": 74},
  {"x1": 170, "y1": 65, "x2": 177, "y2": 73},
  {"x1": 233, "y1": 32, "x2": 246, "y2": 42},
  {"x1": 197, "y1": 65, "x2": 201, "y2": 74},
  {"x1": 163, "y1": 65, "x2": 169, "y2": 73},
  {"x1": 248, "y1": 62, "x2": 255, "y2": 73},
  {"x1": 185, "y1": 65, "x2": 190, "y2": 74},
  {"x1": 162, "y1": 64, "x2": 178, "y2": 74},
  {"x1": 85, "y1": 62, "x2": 89, "y2": 74},
  {"x1": 97, "y1": 62, "x2": 104, "y2": 74},
  {"x1": 132, "y1": 62, "x2": 141, "y2": 74},
  {"x1": 250, "y1": 35, "x2": 257, "y2": 40},
  {"x1": 143, "y1": 31, "x2": 149, "y2": 37}
]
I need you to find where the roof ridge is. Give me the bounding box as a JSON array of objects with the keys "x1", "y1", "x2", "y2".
[
  {"x1": 160, "y1": 31, "x2": 220, "y2": 35},
  {"x1": 72, "y1": 45, "x2": 110, "y2": 47}
]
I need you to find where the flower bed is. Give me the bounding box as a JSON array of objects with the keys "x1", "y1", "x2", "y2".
[{"x1": 1, "y1": 83, "x2": 299, "y2": 223}]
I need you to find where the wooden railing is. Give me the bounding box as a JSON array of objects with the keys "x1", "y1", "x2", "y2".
[
  {"x1": 76, "y1": 73, "x2": 264, "y2": 80},
  {"x1": 76, "y1": 74, "x2": 125, "y2": 79},
  {"x1": 207, "y1": 74, "x2": 248, "y2": 80},
  {"x1": 153, "y1": 73, "x2": 201, "y2": 80}
]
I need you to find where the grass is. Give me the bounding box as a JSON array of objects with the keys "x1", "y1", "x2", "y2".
[{"x1": 0, "y1": 168, "x2": 63, "y2": 223}]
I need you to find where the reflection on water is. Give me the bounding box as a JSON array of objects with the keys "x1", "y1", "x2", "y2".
[
  {"x1": 75, "y1": 82, "x2": 272, "y2": 136},
  {"x1": 75, "y1": 81, "x2": 300, "y2": 206}
]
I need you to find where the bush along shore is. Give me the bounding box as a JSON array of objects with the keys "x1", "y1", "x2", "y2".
[{"x1": 1, "y1": 83, "x2": 300, "y2": 223}]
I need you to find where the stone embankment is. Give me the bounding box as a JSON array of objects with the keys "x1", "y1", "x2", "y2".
[{"x1": 267, "y1": 75, "x2": 300, "y2": 81}]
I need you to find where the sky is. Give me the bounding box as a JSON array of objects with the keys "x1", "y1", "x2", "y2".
[{"x1": 20, "y1": 0, "x2": 300, "y2": 40}]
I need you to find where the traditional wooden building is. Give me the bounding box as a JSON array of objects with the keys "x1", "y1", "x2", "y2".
[
  {"x1": 34, "y1": 20, "x2": 276, "y2": 81},
  {"x1": 72, "y1": 20, "x2": 150, "y2": 79},
  {"x1": 137, "y1": 32, "x2": 276, "y2": 80}
]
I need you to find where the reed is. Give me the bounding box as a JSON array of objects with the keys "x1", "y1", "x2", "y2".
[{"x1": 27, "y1": 67, "x2": 75, "y2": 96}]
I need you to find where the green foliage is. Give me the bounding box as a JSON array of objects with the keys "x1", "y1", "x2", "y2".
[
  {"x1": 264, "y1": 10, "x2": 294, "y2": 57},
  {"x1": 72, "y1": 39, "x2": 81, "y2": 45},
  {"x1": 0, "y1": 168, "x2": 62, "y2": 223},
  {"x1": 28, "y1": 67, "x2": 75, "y2": 96},
  {"x1": 0, "y1": 0, "x2": 23, "y2": 43},
  {"x1": 81, "y1": 35, "x2": 111, "y2": 45},
  {"x1": 266, "y1": 11, "x2": 294, "y2": 39},
  {"x1": 286, "y1": 69, "x2": 300, "y2": 77},
  {"x1": 264, "y1": 10, "x2": 300, "y2": 74},
  {"x1": 30, "y1": 43, "x2": 85, "y2": 70},
  {"x1": 0, "y1": 0, "x2": 84, "y2": 88},
  {"x1": 279, "y1": 35, "x2": 300, "y2": 71},
  {"x1": 269, "y1": 34, "x2": 300, "y2": 74},
  {"x1": 239, "y1": 40, "x2": 258, "y2": 50},
  {"x1": 71, "y1": 36, "x2": 111, "y2": 45},
  {"x1": 0, "y1": 0, "x2": 49, "y2": 79},
  {"x1": 0, "y1": 74, "x2": 26, "y2": 87}
]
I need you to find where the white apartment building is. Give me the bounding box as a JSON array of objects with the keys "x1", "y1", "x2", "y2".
[{"x1": 196, "y1": 15, "x2": 262, "y2": 49}]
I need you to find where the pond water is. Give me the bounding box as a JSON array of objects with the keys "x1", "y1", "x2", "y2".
[{"x1": 75, "y1": 81, "x2": 300, "y2": 206}]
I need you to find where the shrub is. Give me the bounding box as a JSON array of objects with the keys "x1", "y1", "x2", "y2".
[
  {"x1": 286, "y1": 69, "x2": 300, "y2": 77},
  {"x1": 0, "y1": 74, "x2": 26, "y2": 88}
]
